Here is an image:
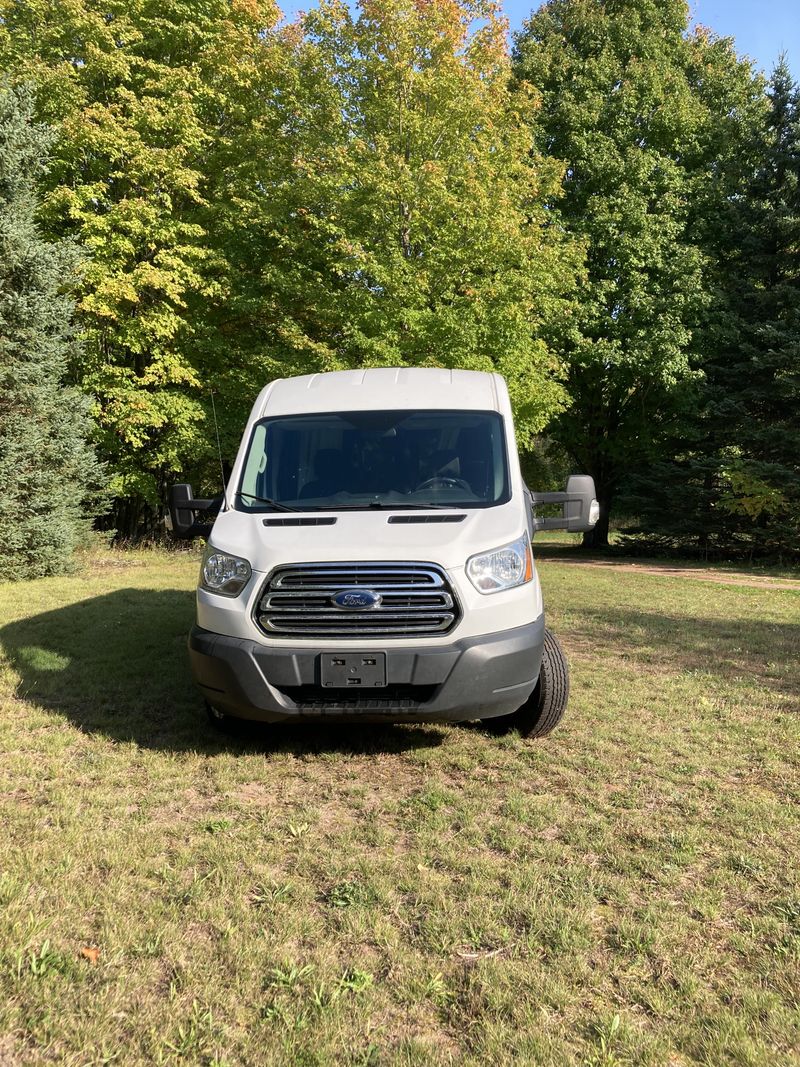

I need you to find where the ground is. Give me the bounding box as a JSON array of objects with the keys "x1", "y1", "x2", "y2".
[{"x1": 0, "y1": 547, "x2": 798, "y2": 1066}]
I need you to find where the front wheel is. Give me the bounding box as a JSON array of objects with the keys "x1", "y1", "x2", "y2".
[{"x1": 485, "y1": 628, "x2": 570, "y2": 738}]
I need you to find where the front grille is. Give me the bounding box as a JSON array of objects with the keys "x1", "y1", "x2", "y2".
[{"x1": 255, "y1": 562, "x2": 459, "y2": 638}]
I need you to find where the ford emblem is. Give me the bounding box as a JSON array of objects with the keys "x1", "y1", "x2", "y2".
[{"x1": 332, "y1": 589, "x2": 382, "y2": 610}]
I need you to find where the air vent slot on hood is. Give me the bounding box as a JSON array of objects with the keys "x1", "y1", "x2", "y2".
[
  {"x1": 262, "y1": 517, "x2": 337, "y2": 527},
  {"x1": 387, "y1": 514, "x2": 466, "y2": 524}
]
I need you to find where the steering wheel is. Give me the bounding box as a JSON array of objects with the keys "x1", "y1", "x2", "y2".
[{"x1": 414, "y1": 476, "x2": 472, "y2": 493}]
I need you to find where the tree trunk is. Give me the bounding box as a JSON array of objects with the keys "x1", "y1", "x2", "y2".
[{"x1": 581, "y1": 487, "x2": 612, "y2": 549}]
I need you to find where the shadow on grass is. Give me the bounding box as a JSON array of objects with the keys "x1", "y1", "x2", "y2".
[
  {"x1": 566, "y1": 606, "x2": 800, "y2": 702},
  {"x1": 0, "y1": 588, "x2": 446, "y2": 755}
]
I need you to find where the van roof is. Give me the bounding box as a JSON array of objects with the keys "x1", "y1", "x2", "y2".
[{"x1": 259, "y1": 368, "x2": 502, "y2": 417}]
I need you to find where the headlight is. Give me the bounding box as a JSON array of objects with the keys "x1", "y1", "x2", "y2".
[
  {"x1": 466, "y1": 534, "x2": 533, "y2": 594},
  {"x1": 200, "y1": 546, "x2": 252, "y2": 597}
]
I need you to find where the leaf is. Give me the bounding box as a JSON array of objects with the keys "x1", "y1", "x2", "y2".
[{"x1": 80, "y1": 946, "x2": 101, "y2": 964}]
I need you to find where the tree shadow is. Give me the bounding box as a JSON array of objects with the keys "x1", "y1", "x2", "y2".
[{"x1": 0, "y1": 588, "x2": 447, "y2": 755}]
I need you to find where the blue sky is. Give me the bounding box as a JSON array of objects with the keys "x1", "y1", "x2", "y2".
[
  {"x1": 279, "y1": 0, "x2": 800, "y2": 80},
  {"x1": 688, "y1": 0, "x2": 799, "y2": 78}
]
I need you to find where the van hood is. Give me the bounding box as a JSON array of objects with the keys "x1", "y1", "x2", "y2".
[{"x1": 208, "y1": 503, "x2": 528, "y2": 574}]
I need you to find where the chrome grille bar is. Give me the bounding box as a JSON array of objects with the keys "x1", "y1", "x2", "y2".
[{"x1": 256, "y1": 562, "x2": 460, "y2": 639}]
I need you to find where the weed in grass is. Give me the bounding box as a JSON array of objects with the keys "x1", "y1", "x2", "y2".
[
  {"x1": 728, "y1": 852, "x2": 765, "y2": 876},
  {"x1": 413, "y1": 785, "x2": 455, "y2": 811},
  {"x1": 584, "y1": 1013, "x2": 622, "y2": 1067},
  {"x1": 15, "y1": 940, "x2": 75, "y2": 980},
  {"x1": 610, "y1": 919, "x2": 657, "y2": 957},
  {"x1": 261, "y1": 1000, "x2": 311, "y2": 1032},
  {"x1": 202, "y1": 818, "x2": 232, "y2": 834},
  {"x1": 251, "y1": 880, "x2": 294, "y2": 907},
  {"x1": 410, "y1": 970, "x2": 451, "y2": 1005},
  {"x1": 326, "y1": 878, "x2": 376, "y2": 909},
  {"x1": 335, "y1": 968, "x2": 374, "y2": 995},
  {"x1": 268, "y1": 962, "x2": 315, "y2": 991},
  {"x1": 160, "y1": 1000, "x2": 217, "y2": 1060},
  {"x1": 310, "y1": 982, "x2": 333, "y2": 1012},
  {"x1": 0, "y1": 872, "x2": 23, "y2": 906},
  {"x1": 133, "y1": 931, "x2": 165, "y2": 958},
  {"x1": 352, "y1": 1044, "x2": 381, "y2": 1067}
]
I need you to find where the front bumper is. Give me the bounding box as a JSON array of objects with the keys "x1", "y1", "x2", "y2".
[{"x1": 189, "y1": 617, "x2": 545, "y2": 724}]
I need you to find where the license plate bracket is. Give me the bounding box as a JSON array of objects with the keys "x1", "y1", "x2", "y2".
[{"x1": 320, "y1": 652, "x2": 387, "y2": 688}]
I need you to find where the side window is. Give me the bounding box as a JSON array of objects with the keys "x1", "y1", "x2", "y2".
[
  {"x1": 241, "y1": 424, "x2": 266, "y2": 499},
  {"x1": 491, "y1": 424, "x2": 505, "y2": 499}
]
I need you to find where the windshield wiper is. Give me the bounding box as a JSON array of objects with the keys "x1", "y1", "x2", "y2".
[
  {"x1": 236, "y1": 492, "x2": 299, "y2": 512},
  {"x1": 393, "y1": 502, "x2": 467, "y2": 510},
  {"x1": 312, "y1": 501, "x2": 466, "y2": 511}
]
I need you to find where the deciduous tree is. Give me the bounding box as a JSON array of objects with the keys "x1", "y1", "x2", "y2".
[
  {"x1": 1, "y1": 0, "x2": 280, "y2": 536},
  {"x1": 216, "y1": 0, "x2": 581, "y2": 446}
]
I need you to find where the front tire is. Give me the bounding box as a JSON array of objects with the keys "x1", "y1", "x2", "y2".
[{"x1": 486, "y1": 628, "x2": 570, "y2": 738}]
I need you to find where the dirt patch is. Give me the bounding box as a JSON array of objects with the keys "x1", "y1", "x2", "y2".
[
  {"x1": 0, "y1": 1034, "x2": 27, "y2": 1067},
  {"x1": 539, "y1": 557, "x2": 800, "y2": 591}
]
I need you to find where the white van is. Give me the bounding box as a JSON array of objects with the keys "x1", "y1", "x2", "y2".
[{"x1": 169, "y1": 369, "x2": 598, "y2": 737}]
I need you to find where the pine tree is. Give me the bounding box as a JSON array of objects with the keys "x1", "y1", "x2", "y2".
[
  {"x1": 0, "y1": 83, "x2": 104, "y2": 581},
  {"x1": 626, "y1": 58, "x2": 799, "y2": 558},
  {"x1": 715, "y1": 58, "x2": 800, "y2": 553},
  {"x1": 513, "y1": 0, "x2": 762, "y2": 546}
]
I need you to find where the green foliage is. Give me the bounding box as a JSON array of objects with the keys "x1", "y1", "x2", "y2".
[
  {"x1": 0, "y1": 0, "x2": 280, "y2": 536},
  {"x1": 626, "y1": 57, "x2": 799, "y2": 558},
  {"x1": 0, "y1": 83, "x2": 104, "y2": 581},
  {"x1": 211, "y1": 0, "x2": 581, "y2": 448},
  {"x1": 2, "y1": 0, "x2": 579, "y2": 535},
  {"x1": 513, "y1": 0, "x2": 762, "y2": 545},
  {"x1": 0, "y1": 0, "x2": 795, "y2": 555}
]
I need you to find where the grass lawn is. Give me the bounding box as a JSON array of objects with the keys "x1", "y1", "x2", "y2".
[{"x1": 0, "y1": 549, "x2": 798, "y2": 1066}]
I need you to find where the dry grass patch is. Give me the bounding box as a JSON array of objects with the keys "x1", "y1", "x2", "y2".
[{"x1": 0, "y1": 550, "x2": 798, "y2": 1065}]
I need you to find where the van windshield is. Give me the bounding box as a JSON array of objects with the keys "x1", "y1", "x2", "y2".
[{"x1": 237, "y1": 409, "x2": 510, "y2": 511}]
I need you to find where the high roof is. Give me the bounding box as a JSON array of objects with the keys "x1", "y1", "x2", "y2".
[{"x1": 259, "y1": 368, "x2": 502, "y2": 417}]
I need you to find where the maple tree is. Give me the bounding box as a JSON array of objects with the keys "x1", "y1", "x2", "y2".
[
  {"x1": 211, "y1": 0, "x2": 581, "y2": 452},
  {"x1": 1, "y1": 0, "x2": 280, "y2": 535}
]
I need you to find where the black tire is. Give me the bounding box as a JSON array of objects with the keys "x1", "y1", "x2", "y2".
[{"x1": 486, "y1": 628, "x2": 570, "y2": 739}]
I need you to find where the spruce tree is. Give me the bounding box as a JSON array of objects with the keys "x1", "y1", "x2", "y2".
[
  {"x1": 0, "y1": 83, "x2": 103, "y2": 581},
  {"x1": 626, "y1": 58, "x2": 799, "y2": 558},
  {"x1": 513, "y1": 0, "x2": 762, "y2": 546},
  {"x1": 716, "y1": 58, "x2": 800, "y2": 553}
]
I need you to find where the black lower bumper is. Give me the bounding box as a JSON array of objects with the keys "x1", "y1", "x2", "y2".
[{"x1": 189, "y1": 617, "x2": 545, "y2": 724}]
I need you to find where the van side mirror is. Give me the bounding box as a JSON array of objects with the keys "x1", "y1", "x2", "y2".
[
  {"x1": 531, "y1": 475, "x2": 599, "y2": 533},
  {"x1": 167, "y1": 483, "x2": 222, "y2": 540}
]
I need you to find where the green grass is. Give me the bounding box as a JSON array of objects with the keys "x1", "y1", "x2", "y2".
[
  {"x1": 0, "y1": 550, "x2": 798, "y2": 1066},
  {"x1": 532, "y1": 531, "x2": 800, "y2": 580}
]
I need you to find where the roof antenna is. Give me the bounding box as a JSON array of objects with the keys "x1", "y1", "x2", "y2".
[{"x1": 210, "y1": 389, "x2": 229, "y2": 512}]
